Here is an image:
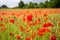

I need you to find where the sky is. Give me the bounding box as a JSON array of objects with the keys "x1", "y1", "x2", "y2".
[{"x1": 0, "y1": 0, "x2": 47, "y2": 8}]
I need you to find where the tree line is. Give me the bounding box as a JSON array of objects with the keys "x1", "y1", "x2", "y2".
[{"x1": 0, "y1": 0, "x2": 60, "y2": 9}]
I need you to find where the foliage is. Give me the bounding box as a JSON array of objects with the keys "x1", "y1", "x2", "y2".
[
  {"x1": 18, "y1": 0, "x2": 60, "y2": 8},
  {"x1": 0, "y1": 5, "x2": 8, "y2": 8},
  {"x1": 0, "y1": 0, "x2": 60, "y2": 8},
  {"x1": 18, "y1": 1, "x2": 25, "y2": 8},
  {"x1": 50, "y1": 0, "x2": 60, "y2": 8}
]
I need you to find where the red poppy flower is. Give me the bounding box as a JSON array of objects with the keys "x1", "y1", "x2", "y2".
[
  {"x1": 2, "y1": 12, "x2": 5, "y2": 15},
  {"x1": 17, "y1": 14, "x2": 20, "y2": 17},
  {"x1": 1, "y1": 28, "x2": 7, "y2": 32},
  {"x1": 31, "y1": 34, "x2": 35, "y2": 38},
  {"x1": 44, "y1": 13, "x2": 47, "y2": 17},
  {"x1": 47, "y1": 23, "x2": 54, "y2": 27},
  {"x1": 32, "y1": 23, "x2": 35, "y2": 26},
  {"x1": 43, "y1": 23, "x2": 48, "y2": 27},
  {"x1": 10, "y1": 19, "x2": 14, "y2": 24},
  {"x1": 31, "y1": 32, "x2": 36, "y2": 38},
  {"x1": 0, "y1": 24, "x2": 5, "y2": 26},
  {"x1": 0, "y1": 17, "x2": 3, "y2": 21},
  {"x1": 38, "y1": 28, "x2": 45, "y2": 37},
  {"x1": 43, "y1": 22, "x2": 54, "y2": 27},
  {"x1": 26, "y1": 29, "x2": 29, "y2": 33},
  {"x1": 27, "y1": 11, "x2": 29, "y2": 13},
  {"x1": 28, "y1": 22, "x2": 32, "y2": 27},
  {"x1": 44, "y1": 27, "x2": 50, "y2": 32},
  {"x1": 10, "y1": 32, "x2": 13, "y2": 36},
  {"x1": 37, "y1": 28, "x2": 40, "y2": 31},
  {"x1": 50, "y1": 35, "x2": 56, "y2": 40},
  {"x1": 34, "y1": 21, "x2": 37, "y2": 25},
  {"x1": 5, "y1": 20, "x2": 8, "y2": 24},
  {"x1": 38, "y1": 28, "x2": 45, "y2": 33},
  {"x1": 15, "y1": 35, "x2": 21, "y2": 39},
  {"x1": 12, "y1": 13, "x2": 15, "y2": 15},
  {"x1": 38, "y1": 32, "x2": 44, "y2": 37},
  {"x1": 38, "y1": 18, "x2": 40, "y2": 21},
  {"x1": 25, "y1": 38, "x2": 30, "y2": 40},
  {"x1": 58, "y1": 22, "x2": 60, "y2": 25},
  {"x1": 45, "y1": 17, "x2": 49, "y2": 20},
  {"x1": 27, "y1": 15, "x2": 33, "y2": 21},
  {"x1": 39, "y1": 10, "x2": 41, "y2": 12},
  {"x1": 19, "y1": 25, "x2": 25, "y2": 31},
  {"x1": 37, "y1": 18, "x2": 40, "y2": 24},
  {"x1": 33, "y1": 32, "x2": 36, "y2": 35}
]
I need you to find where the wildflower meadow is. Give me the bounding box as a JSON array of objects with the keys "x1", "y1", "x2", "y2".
[{"x1": 0, "y1": 9, "x2": 60, "y2": 40}]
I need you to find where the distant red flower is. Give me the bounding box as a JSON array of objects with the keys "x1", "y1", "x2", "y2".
[
  {"x1": 33, "y1": 32, "x2": 36, "y2": 35},
  {"x1": 38, "y1": 27, "x2": 50, "y2": 37},
  {"x1": 1, "y1": 28, "x2": 7, "y2": 32},
  {"x1": 43, "y1": 23, "x2": 48, "y2": 27},
  {"x1": 17, "y1": 14, "x2": 20, "y2": 17},
  {"x1": 31, "y1": 34, "x2": 35, "y2": 38},
  {"x1": 15, "y1": 35, "x2": 21, "y2": 39},
  {"x1": 25, "y1": 38, "x2": 30, "y2": 40},
  {"x1": 58, "y1": 22, "x2": 60, "y2": 25},
  {"x1": 38, "y1": 27, "x2": 50, "y2": 33},
  {"x1": 37, "y1": 18, "x2": 40, "y2": 24},
  {"x1": 28, "y1": 22, "x2": 32, "y2": 27},
  {"x1": 23, "y1": 18, "x2": 25, "y2": 21},
  {"x1": 19, "y1": 25, "x2": 25, "y2": 31},
  {"x1": 50, "y1": 35, "x2": 56, "y2": 40},
  {"x1": 38, "y1": 32, "x2": 44, "y2": 37},
  {"x1": 38, "y1": 28, "x2": 45, "y2": 37},
  {"x1": 31, "y1": 32, "x2": 36, "y2": 38},
  {"x1": 38, "y1": 18, "x2": 40, "y2": 21},
  {"x1": 0, "y1": 24, "x2": 5, "y2": 26},
  {"x1": 48, "y1": 23, "x2": 54, "y2": 27},
  {"x1": 27, "y1": 15, "x2": 33, "y2": 21},
  {"x1": 10, "y1": 19, "x2": 14, "y2": 24},
  {"x1": 26, "y1": 29, "x2": 29, "y2": 33},
  {"x1": 44, "y1": 27, "x2": 50, "y2": 32},
  {"x1": 44, "y1": 13, "x2": 47, "y2": 17},
  {"x1": 39, "y1": 28, "x2": 45, "y2": 33},
  {"x1": 32, "y1": 23, "x2": 35, "y2": 26},
  {"x1": 45, "y1": 17, "x2": 49, "y2": 20},
  {"x1": 34, "y1": 21, "x2": 37, "y2": 25},
  {"x1": 43, "y1": 22, "x2": 54, "y2": 27},
  {"x1": 39, "y1": 10, "x2": 42, "y2": 12},
  {"x1": 2, "y1": 12, "x2": 5, "y2": 15},
  {"x1": 27, "y1": 11, "x2": 29, "y2": 13},
  {"x1": 0, "y1": 17, "x2": 3, "y2": 21},
  {"x1": 10, "y1": 32, "x2": 13, "y2": 36},
  {"x1": 37, "y1": 28, "x2": 40, "y2": 31},
  {"x1": 12, "y1": 13, "x2": 15, "y2": 15},
  {"x1": 5, "y1": 20, "x2": 8, "y2": 24}
]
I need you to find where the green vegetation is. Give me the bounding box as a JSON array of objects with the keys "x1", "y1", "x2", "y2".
[{"x1": 0, "y1": 0, "x2": 60, "y2": 9}]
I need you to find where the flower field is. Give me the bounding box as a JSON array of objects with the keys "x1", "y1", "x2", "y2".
[{"x1": 0, "y1": 9, "x2": 60, "y2": 40}]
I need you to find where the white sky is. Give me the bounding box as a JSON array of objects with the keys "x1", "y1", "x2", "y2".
[{"x1": 0, "y1": 0, "x2": 46, "y2": 8}]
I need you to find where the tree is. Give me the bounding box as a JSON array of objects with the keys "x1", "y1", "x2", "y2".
[
  {"x1": 18, "y1": 1, "x2": 25, "y2": 8},
  {"x1": 1, "y1": 5, "x2": 7, "y2": 8},
  {"x1": 33, "y1": 3, "x2": 39, "y2": 8},
  {"x1": 12, "y1": 6, "x2": 19, "y2": 9},
  {"x1": 50, "y1": 0, "x2": 60, "y2": 8},
  {"x1": 25, "y1": 2, "x2": 35, "y2": 8},
  {"x1": 39, "y1": 2, "x2": 45, "y2": 8},
  {"x1": 55, "y1": 0, "x2": 60, "y2": 8},
  {"x1": 44, "y1": 1, "x2": 52, "y2": 8},
  {"x1": 23, "y1": 4, "x2": 28, "y2": 8}
]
